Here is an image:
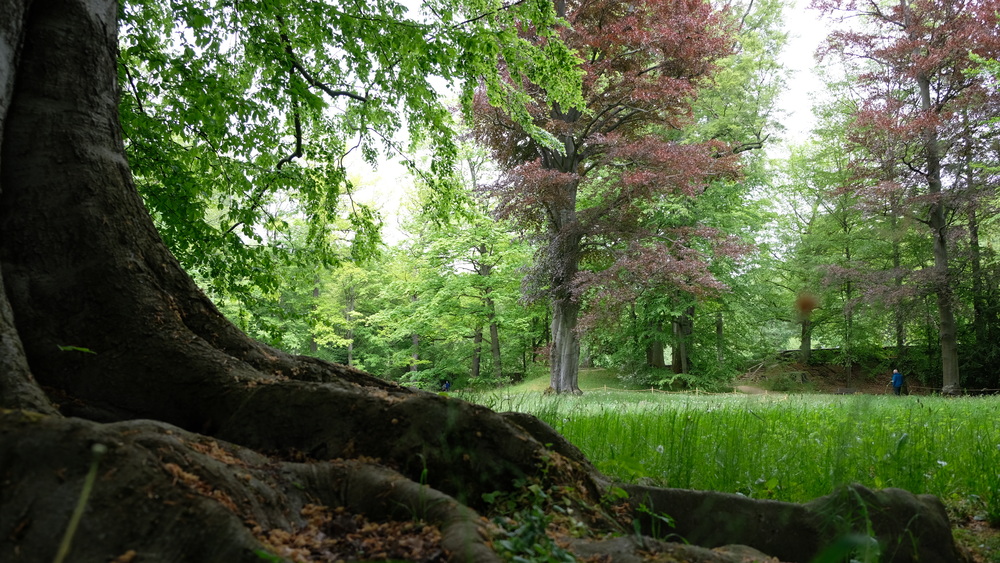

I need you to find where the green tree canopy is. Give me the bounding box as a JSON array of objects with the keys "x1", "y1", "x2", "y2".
[{"x1": 118, "y1": 0, "x2": 584, "y2": 301}]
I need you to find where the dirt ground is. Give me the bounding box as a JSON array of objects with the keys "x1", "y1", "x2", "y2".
[{"x1": 735, "y1": 361, "x2": 922, "y2": 395}]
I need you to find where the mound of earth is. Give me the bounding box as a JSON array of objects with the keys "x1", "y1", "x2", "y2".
[{"x1": 738, "y1": 362, "x2": 898, "y2": 395}]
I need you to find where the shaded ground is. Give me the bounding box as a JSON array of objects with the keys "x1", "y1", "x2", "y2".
[{"x1": 738, "y1": 361, "x2": 913, "y2": 395}]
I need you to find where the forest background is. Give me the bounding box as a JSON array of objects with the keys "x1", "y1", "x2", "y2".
[
  {"x1": 4, "y1": 0, "x2": 1000, "y2": 560},
  {"x1": 119, "y1": 0, "x2": 1000, "y2": 395}
]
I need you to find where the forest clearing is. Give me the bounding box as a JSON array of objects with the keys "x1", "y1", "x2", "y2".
[
  {"x1": 4, "y1": 0, "x2": 1000, "y2": 561},
  {"x1": 464, "y1": 368, "x2": 1000, "y2": 561}
]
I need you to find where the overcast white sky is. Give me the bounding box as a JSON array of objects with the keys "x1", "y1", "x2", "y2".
[{"x1": 778, "y1": 1, "x2": 829, "y2": 143}]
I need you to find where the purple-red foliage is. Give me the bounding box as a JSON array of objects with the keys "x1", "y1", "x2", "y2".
[
  {"x1": 814, "y1": 0, "x2": 1000, "y2": 184},
  {"x1": 475, "y1": 0, "x2": 736, "y2": 169},
  {"x1": 574, "y1": 226, "x2": 752, "y2": 331},
  {"x1": 823, "y1": 263, "x2": 925, "y2": 307},
  {"x1": 472, "y1": 0, "x2": 743, "y2": 306},
  {"x1": 813, "y1": 0, "x2": 1000, "y2": 322}
]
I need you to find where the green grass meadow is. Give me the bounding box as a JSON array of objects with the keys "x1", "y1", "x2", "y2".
[{"x1": 463, "y1": 369, "x2": 1000, "y2": 525}]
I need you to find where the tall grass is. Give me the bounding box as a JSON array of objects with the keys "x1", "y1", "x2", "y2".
[{"x1": 467, "y1": 390, "x2": 1000, "y2": 522}]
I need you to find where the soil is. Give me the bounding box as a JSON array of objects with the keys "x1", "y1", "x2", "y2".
[{"x1": 736, "y1": 361, "x2": 918, "y2": 396}]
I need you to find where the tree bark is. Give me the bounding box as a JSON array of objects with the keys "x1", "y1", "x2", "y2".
[
  {"x1": 411, "y1": 294, "x2": 420, "y2": 373},
  {"x1": 715, "y1": 312, "x2": 724, "y2": 365},
  {"x1": 0, "y1": 290, "x2": 58, "y2": 414},
  {"x1": 549, "y1": 296, "x2": 582, "y2": 394},
  {"x1": 646, "y1": 340, "x2": 666, "y2": 368},
  {"x1": 546, "y1": 185, "x2": 583, "y2": 394},
  {"x1": 471, "y1": 327, "x2": 483, "y2": 378},
  {"x1": 968, "y1": 199, "x2": 987, "y2": 348},
  {"x1": 671, "y1": 306, "x2": 694, "y2": 374},
  {"x1": 0, "y1": 0, "x2": 51, "y2": 415},
  {"x1": 488, "y1": 309, "x2": 502, "y2": 379},
  {"x1": 844, "y1": 242, "x2": 853, "y2": 388},
  {"x1": 478, "y1": 263, "x2": 502, "y2": 380},
  {"x1": 800, "y1": 318, "x2": 813, "y2": 365},
  {"x1": 892, "y1": 221, "x2": 907, "y2": 363},
  {"x1": 645, "y1": 321, "x2": 666, "y2": 368},
  {"x1": 344, "y1": 283, "x2": 356, "y2": 366},
  {"x1": 916, "y1": 72, "x2": 960, "y2": 393}
]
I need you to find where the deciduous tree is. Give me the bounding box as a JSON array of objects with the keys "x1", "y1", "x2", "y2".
[
  {"x1": 118, "y1": 0, "x2": 583, "y2": 302},
  {"x1": 814, "y1": 0, "x2": 1000, "y2": 392},
  {"x1": 473, "y1": 0, "x2": 742, "y2": 393}
]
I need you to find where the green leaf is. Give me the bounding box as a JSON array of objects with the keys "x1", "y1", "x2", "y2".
[{"x1": 56, "y1": 345, "x2": 97, "y2": 354}]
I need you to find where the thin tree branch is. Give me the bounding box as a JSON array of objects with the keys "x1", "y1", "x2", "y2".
[
  {"x1": 276, "y1": 14, "x2": 368, "y2": 103},
  {"x1": 276, "y1": 106, "x2": 303, "y2": 170},
  {"x1": 452, "y1": 0, "x2": 531, "y2": 29}
]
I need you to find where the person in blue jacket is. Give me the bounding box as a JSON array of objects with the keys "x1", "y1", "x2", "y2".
[{"x1": 891, "y1": 369, "x2": 904, "y2": 395}]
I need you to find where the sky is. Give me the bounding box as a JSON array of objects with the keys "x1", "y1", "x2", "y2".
[{"x1": 777, "y1": 1, "x2": 830, "y2": 143}]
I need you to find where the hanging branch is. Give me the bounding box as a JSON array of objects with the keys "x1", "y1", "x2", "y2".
[
  {"x1": 276, "y1": 14, "x2": 368, "y2": 103},
  {"x1": 276, "y1": 105, "x2": 303, "y2": 170},
  {"x1": 222, "y1": 76, "x2": 303, "y2": 238}
]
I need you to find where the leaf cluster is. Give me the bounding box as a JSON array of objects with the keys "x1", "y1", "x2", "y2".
[{"x1": 118, "y1": 0, "x2": 586, "y2": 300}]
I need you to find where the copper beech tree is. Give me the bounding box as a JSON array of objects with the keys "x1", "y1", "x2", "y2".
[
  {"x1": 473, "y1": 0, "x2": 745, "y2": 394},
  {"x1": 814, "y1": 0, "x2": 1000, "y2": 392}
]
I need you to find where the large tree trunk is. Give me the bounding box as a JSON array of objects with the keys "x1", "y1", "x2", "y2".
[
  {"x1": 645, "y1": 321, "x2": 667, "y2": 368},
  {"x1": 549, "y1": 296, "x2": 582, "y2": 394},
  {"x1": 646, "y1": 339, "x2": 667, "y2": 368},
  {"x1": 477, "y1": 263, "x2": 503, "y2": 379},
  {"x1": 671, "y1": 306, "x2": 694, "y2": 374},
  {"x1": 0, "y1": 0, "x2": 581, "y2": 514},
  {"x1": 917, "y1": 72, "x2": 960, "y2": 393},
  {"x1": 0, "y1": 0, "x2": 55, "y2": 417},
  {"x1": 546, "y1": 190, "x2": 583, "y2": 394},
  {"x1": 800, "y1": 318, "x2": 813, "y2": 365},
  {"x1": 0, "y1": 1, "x2": 964, "y2": 561}
]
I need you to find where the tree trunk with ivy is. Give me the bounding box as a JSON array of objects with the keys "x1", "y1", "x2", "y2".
[{"x1": 0, "y1": 1, "x2": 964, "y2": 562}]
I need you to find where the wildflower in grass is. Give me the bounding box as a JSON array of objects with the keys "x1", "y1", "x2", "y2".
[
  {"x1": 655, "y1": 445, "x2": 664, "y2": 454},
  {"x1": 938, "y1": 460, "x2": 948, "y2": 466}
]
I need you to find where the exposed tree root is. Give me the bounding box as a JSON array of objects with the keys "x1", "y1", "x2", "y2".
[
  {"x1": 0, "y1": 407, "x2": 967, "y2": 563},
  {"x1": 0, "y1": 410, "x2": 503, "y2": 562}
]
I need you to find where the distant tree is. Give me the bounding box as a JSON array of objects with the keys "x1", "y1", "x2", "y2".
[
  {"x1": 815, "y1": 0, "x2": 1000, "y2": 392},
  {"x1": 313, "y1": 262, "x2": 376, "y2": 368},
  {"x1": 651, "y1": 0, "x2": 787, "y2": 377},
  {"x1": 474, "y1": 0, "x2": 741, "y2": 393}
]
